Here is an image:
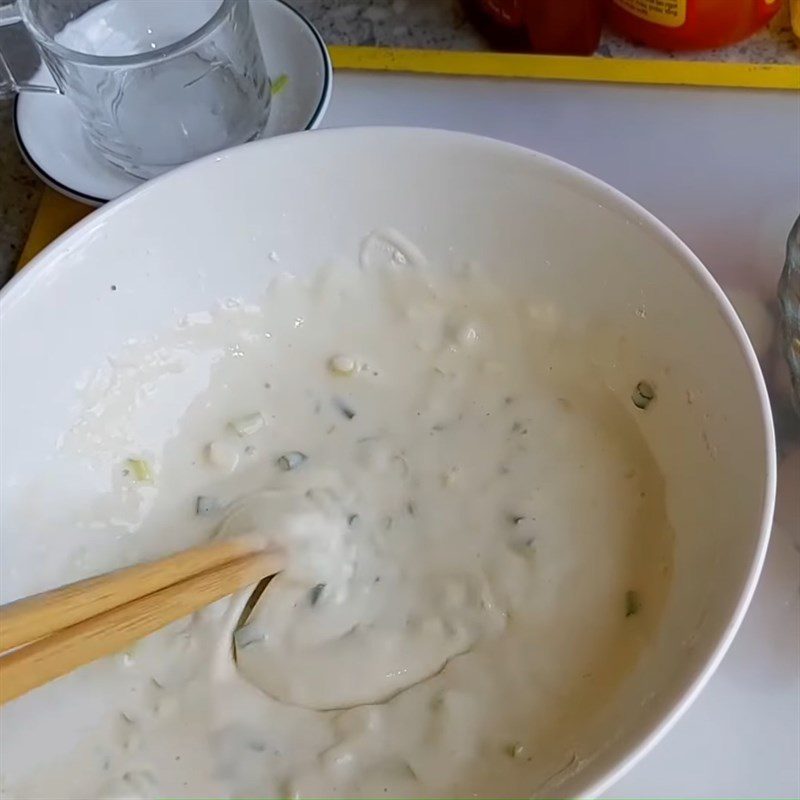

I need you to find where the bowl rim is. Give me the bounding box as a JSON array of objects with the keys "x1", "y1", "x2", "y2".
[{"x1": 0, "y1": 126, "x2": 777, "y2": 798}]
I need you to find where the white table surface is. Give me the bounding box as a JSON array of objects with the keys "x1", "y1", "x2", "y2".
[{"x1": 322, "y1": 72, "x2": 800, "y2": 798}]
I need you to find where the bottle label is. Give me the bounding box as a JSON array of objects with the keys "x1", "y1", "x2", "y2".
[{"x1": 612, "y1": 0, "x2": 687, "y2": 28}]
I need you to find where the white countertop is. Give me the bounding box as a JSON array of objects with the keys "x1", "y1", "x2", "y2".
[{"x1": 322, "y1": 71, "x2": 800, "y2": 797}]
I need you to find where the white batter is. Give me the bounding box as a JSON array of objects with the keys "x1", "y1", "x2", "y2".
[{"x1": 0, "y1": 241, "x2": 673, "y2": 799}]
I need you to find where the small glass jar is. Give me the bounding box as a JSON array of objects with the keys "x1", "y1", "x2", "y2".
[{"x1": 778, "y1": 214, "x2": 800, "y2": 415}]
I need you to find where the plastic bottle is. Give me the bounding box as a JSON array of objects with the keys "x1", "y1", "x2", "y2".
[
  {"x1": 461, "y1": 0, "x2": 603, "y2": 55},
  {"x1": 607, "y1": 0, "x2": 782, "y2": 51},
  {"x1": 525, "y1": 0, "x2": 604, "y2": 54},
  {"x1": 460, "y1": 0, "x2": 530, "y2": 52}
]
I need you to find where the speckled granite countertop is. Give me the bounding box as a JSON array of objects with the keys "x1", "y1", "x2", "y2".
[
  {"x1": 290, "y1": 0, "x2": 799, "y2": 63},
  {"x1": 1, "y1": 0, "x2": 797, "y2": 283}
]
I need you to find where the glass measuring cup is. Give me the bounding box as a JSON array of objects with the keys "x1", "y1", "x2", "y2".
[{"x1": 0, "y1": 0, "x2": 271, "y2": 179}]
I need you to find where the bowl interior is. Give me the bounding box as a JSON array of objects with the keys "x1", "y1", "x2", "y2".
[{"x1": 0, "y1": 128, "x2": 773, "y2": 796}]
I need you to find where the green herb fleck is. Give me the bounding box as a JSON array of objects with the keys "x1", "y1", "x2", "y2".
[
  {"x1": 271, "y1": 73, "x2": 289, "y2": 96},
  {"x1": 229, "y1": 412, "x2": 264, "y2": 437},
  {"x1": 308, "y1": 583, "x2": 325, "y2": 607},
  {"x1": 625, "y1": 589, "x2": 641, "y2": 617},
  {"x1": 632, "y1": 381, "x2": 655, "y2": 410},
  {"x1": 277, "y1": 451, "x2": 307, "y2": 471},
  {"x1": 332, "y1": 396, "x2": 356, "y2": 420},
  {"x1": 126, "y1": 458, "x2": 152, "y2": 482},
  {"x1": 507, "y1": 742, "x2": 525, "y2": 758}
]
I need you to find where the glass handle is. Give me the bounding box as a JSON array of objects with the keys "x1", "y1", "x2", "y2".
[
  {"x1": 0, "y1": 2, "x2": 60, "y2": 98},
  {"x1": 0, "y1": 2, "x2": 20, "y2": 24}
]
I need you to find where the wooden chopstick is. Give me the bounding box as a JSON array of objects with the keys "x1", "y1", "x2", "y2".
[
  {"x1": 0, "y1": 534, "x2": 271, "y2": 652},
  {"x1": 0, "y1": 547, "x2": 284, "y2": 705}
]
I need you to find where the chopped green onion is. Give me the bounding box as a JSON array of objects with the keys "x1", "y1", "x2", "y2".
[
  {"x1": 230, "y1": 412, "x2": 264, "y2": 437},
  {"x1": 277, "y1": 451, "x2": 307, "y2": 471},
  {"x1": 328, "y1": 354, "x2": 356, "y2": 375},
  {"x1": 332, "y1": 396, "x2": 356, "y2": 420},
  {"x1": 625, "y1": 589, "x2": 641, "y2": 617},
  {"x1": 507, "y1": 742, "x2": 525, "y2": 758},
  {"x1": 271, "y1": 73, "x2": 289, "y2": 96},
  {"x1": 632, "y1": 381, "x2": 655, "y2": 410},
  {"x1": 126, "y1": 458, "x2": 152, "y2": 482},
  {"x1": 308, "y1": 583, "x2": 325, "y2": 607},
  {"x1": 205, "y1": 440, "x2": 239, "y2": 472}
]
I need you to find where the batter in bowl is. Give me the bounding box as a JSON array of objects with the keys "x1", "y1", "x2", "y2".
[{"x1": 0, "y1": 235, "x2": 673, "y2": 799}]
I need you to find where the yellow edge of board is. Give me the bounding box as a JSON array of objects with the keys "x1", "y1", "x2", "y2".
[
  {"x1": 330, "y1": 46, "x2": 800, "y2": 91},
  {"x1": 17, "y1": 190, "x2": 91, "y2": 271}
]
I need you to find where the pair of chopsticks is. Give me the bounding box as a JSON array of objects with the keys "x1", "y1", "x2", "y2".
[{"x1": 0, "y1": 536, "x2": 284, "y2": 705}]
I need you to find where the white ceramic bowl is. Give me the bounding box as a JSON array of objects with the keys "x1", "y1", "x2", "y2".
[{"x1": 0, "y1": 128, "x2": 775, "y2": 797}]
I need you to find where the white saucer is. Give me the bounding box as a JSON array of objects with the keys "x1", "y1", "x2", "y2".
[{"x1": 14, "y1": 0, "x2": 332, "y2": 205}]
